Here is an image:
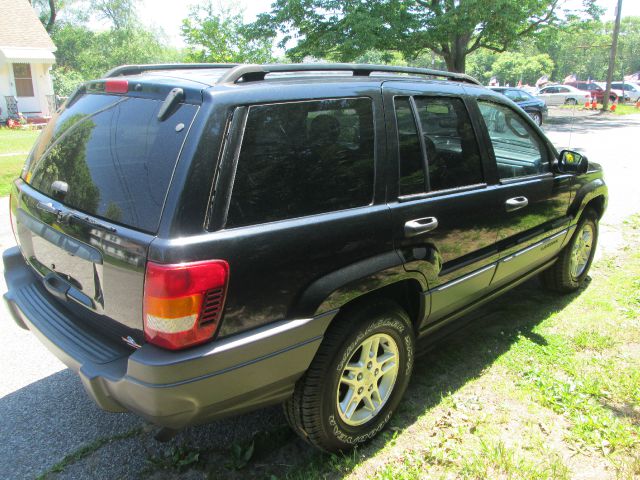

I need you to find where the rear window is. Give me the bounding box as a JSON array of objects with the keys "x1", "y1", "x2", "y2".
[
  {"x1": 25, "y1": 94, "x2": 198, "y2": 233},
  {"x1": 226, "y1": 98, "x2": 375, "y2": 228}
]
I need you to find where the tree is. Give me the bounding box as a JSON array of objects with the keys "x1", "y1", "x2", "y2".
[
  {"x1": 250, "y1": 0, "x2": 595, "y2": 73},
  {"x1": 32, "y1": 0, "x2": 74, "y2": 32},
  {"x1": 92, "y1": 0, "x2": 138, "y2": 30},
  {"x1": 490, "y1": 52, "x2": 554, "y2": 85},
  {"x1": 181, "y1": 2, "x2": 273, "y2": 64}
]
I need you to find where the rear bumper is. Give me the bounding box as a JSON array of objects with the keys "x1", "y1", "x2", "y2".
[{"x1": 3, "y1": 246, "x2": 332, "y2": 428}]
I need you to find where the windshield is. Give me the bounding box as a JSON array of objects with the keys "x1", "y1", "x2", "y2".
[{"x1": 24, "y1": 93, "x2": 198, "y2": 233}]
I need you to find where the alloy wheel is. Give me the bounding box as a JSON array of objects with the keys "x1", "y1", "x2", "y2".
[{"x1": 336, "y1": 333, "x2": 399, "y2": 426}]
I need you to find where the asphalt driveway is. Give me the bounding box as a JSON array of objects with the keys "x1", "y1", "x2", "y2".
[{"x1": 1, "y1": 110, "x2": 639, "y2": 479}]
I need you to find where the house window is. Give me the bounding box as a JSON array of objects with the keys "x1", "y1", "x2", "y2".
[{"x1": 13, "y1": 63, "x2": 34, "y2": 97}]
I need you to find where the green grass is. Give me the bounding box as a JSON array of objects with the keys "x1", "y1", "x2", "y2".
[
  {"x1": 0, "y1": 128, "x2": 39, "y2": 196},
  {"x1": 36, "y1": 427, "x2": 144, "y2": 479},
  {"x1": 558, "y1": 103, "x2": 640, "y2": 115},
  {"x1": 0, "y1": 155, "x2": 26, "y2": 196},
  {"x1": 611, "y1": 103, "x2": 640, "y2": 115},
  {"x1": 0, "y1": 128, "x2": 39, "y2": 154}
]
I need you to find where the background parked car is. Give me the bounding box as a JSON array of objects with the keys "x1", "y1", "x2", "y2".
[
  {"x1": 536, "y1": 85, "x2": 592, "y2": 106},
  {"x1": 594, "y1": 82, "x2": 629, "y2": 103},
  {"x1": 611, "y1": 82, "x2": 640, "y2": 103},
  {"x1": 565, "y1": 81, "x2": 618, "y2": 103},
  {"x1": 489, "y1": 87, "x2": 548, "y2": 125}
]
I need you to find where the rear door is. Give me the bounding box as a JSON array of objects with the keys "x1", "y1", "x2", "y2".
[
  {"x1": 473, "y1": 98, "x2": 573, "y2": 286},
  {"x1": 383, "y1": 81, "x2": 503, "y2": 330},
  {"x1": 538, "y1": 87, "x2": 559, "y2": 105},
  {"x1": 12, "y1": 90, "x2": 199, "y2": 337}
]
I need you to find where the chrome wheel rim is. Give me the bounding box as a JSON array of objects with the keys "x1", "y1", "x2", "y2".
[
  {"x1": 570, "y1": 223, "x2": 594, "y2": 279},
  {"x1": 336, "y1": 333, "x2": 399, "y2": 427}
]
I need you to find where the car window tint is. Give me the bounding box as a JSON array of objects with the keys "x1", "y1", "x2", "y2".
[
  {"x1": 558, "y1": 87, "x2": 569, "y2": 93},
  {"x1": 478, "y1": 101, "x2": 548, "y2": 180},
  {"x1": 394, "y1": 97, "x2": 425, "y2": 196},
  {"x1": 226, "y1": 98, "x2": 375, "y2": 228},
  {"x1": 26, "y1": 94, "x2": 197, "y2": 233},
  {"x1": 414, "y1": 96, "x2": 483, "y2": 191}
]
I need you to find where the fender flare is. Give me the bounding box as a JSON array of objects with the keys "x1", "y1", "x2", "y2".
[{"x1": 288, "y1": 251, "x2": 428, "y2": 319}]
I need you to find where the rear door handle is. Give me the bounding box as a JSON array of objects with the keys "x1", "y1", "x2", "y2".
[
  {"x1": 404, "y1": 217, "x2": 438, "y2": 237},
  {"x1": 505, "y1": 196, "x2": 528, "y2": 212}
]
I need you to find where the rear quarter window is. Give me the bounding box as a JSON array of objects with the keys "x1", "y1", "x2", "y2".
[{"x1": 226, "y1": 98, "x2": 375, "y2": 228}]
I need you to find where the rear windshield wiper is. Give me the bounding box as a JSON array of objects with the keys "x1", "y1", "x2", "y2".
[
  {"x1": 37, "y1": 201, "x2": 117, "y2": 233},
  {"x1": 67, "y1": 213, "x2": 117, "y2": 233}
]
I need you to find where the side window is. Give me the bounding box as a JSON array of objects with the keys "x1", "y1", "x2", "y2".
[
  {"x1": 414, "y1": 96, "x2": 484, "y2": 191},
  {"x1": 226, "y1": 98, "x2": 375, "y2": 228},
  {"x1": 557, "y1": 87, "x2": 568, "y2": 93},
  {"x1": 504, "y1": 90, "x2": 524, "y2": 102},
  {"x1": 478, "y1": 101, "x2": 548, "y2": 180},
  {"x1": 394, "y1": 97, "x2": 425, "y2": 196}
]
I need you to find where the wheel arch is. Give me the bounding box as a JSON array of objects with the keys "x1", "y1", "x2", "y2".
[{"x1": 288, "y1": 251, "x2": 429, "y2": 335}]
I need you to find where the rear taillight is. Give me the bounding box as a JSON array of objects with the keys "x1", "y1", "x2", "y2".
[{"x1": 143, "y1": 260, "x2": 229, "y2": 350}]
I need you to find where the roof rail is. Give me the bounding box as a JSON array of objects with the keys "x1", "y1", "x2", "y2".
[
  {"x1": 104, "y1": 63, "x2": 238, "y2": 78},
  {"x1": 217, "y1": 63, "x2": 482, "y2": 86}
]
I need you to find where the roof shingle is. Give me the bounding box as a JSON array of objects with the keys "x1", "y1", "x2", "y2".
[{"x1": 0, "y1": 0, "x2": 56, "y2": 51}]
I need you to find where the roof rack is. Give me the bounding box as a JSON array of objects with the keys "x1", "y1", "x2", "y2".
[
  {"x1": 103, "y1": 63, "x2": 482, "y2": 86},
  {"x1": 104, "y1": 63, "x2": 238, "y2": 78},
  {"x1": 217, "y1": 63, "x2": 482, "y2": 86}
]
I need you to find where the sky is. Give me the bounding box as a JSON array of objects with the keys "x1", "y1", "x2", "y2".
[{"x1": 136, "y1": 0, "x2": 640, "y2": 50}]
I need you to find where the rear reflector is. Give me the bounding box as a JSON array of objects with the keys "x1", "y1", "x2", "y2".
[
  {"x1": 143, "y1": 260, "x2": 229, "y2": 350},
  {"x1": 105, "y1": 79, "x2": 129, "y2": 94}
]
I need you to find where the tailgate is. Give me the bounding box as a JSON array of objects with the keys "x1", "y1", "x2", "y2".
[
  {"x1": 11, "y1": 184, "x2": 152, "y2": 335},
  {"x1": 8, "y1": 90, "x2": 198, "y2": 338}
]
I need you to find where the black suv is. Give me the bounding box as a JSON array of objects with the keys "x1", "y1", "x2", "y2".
[{"x1": 4, "y1": 63, "x2": 607, "y2": 452}]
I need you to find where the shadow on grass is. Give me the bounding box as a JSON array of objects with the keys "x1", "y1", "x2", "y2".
[{"x1": 251, "y1": 277, "x2": 587, "y2": 479}]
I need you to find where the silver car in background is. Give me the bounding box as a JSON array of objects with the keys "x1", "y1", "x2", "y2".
[
  {"x1": 536, "y1": 85, "x2": 591, "y2": 106},
  {"x1": 594, "y1": 82, "x2": 630, "y2": 103},
  {"x1": 611, "y1": 82, "x2": 640, "y2": 103}
]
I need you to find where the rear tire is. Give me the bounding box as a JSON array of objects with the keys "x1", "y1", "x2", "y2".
[
  {"x1": 284, "y1": 300, "x2": 414, "y2": 452},
  {"x1": 542, "y1": 210, "x2": 598, "y2": 293},
  {"x1": 565, "y1": 98, "x2": 577, "y2": 106}
]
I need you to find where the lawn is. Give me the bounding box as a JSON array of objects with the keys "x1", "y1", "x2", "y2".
[
  {"x1": 0, "y1": 128, "x2": 40, "y2": 196},
  {"x1": 560, "y1": 103, "x2": 640, "y2": 115}
]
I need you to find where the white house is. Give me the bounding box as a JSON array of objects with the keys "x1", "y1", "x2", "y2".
[{"x1": 0, "y1": 0, "x2": 56, "y2": 121}]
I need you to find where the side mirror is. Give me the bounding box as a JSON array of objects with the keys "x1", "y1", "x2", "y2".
[{"x1": 557, "y1": 149, "x2": 588, "y2": 174}]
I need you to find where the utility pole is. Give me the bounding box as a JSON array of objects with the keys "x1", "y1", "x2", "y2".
[{"x1": 603, "y1": 0, "x2": 623, "y2": 111}]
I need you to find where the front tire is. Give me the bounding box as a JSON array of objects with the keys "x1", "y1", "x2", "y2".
[
  {"x1": 284, "y1": 300, "x2": 414, "y2": 452},
  {"x1": 542, "y1": 210, "x2": 598, "y2": 292},
  {"x1": 529, "y1": 111, "x2": 542, "y2": 126}
]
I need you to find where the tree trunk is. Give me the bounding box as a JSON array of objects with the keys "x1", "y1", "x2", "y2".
[
  {"x1": 442, "y1": 35, "x2": 468, "y2": 73},
  {"x1": 45, "y1": 0, "x2": 57, "y2": 33},
  {"x1": 602, "y1": 0, "x2": 623, "y2": 111},
  {"x1": 442, "y1": 50, "x2": 466, "y2": 73}
]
